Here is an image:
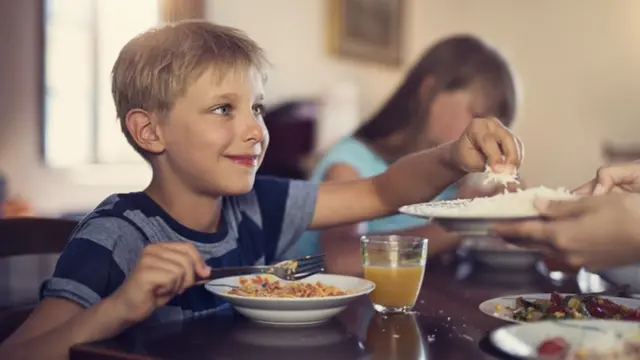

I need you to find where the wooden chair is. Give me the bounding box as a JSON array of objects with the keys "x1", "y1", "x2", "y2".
[{"x1": 0, "y1": 217, "x2": 78, "y2": 342}]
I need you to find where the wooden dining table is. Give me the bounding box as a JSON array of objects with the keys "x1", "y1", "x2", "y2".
[{"x1": 42, "y1": 255, "x2": 608, "y2": 360}]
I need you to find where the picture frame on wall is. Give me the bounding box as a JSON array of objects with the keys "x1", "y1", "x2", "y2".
[
  {"x1": 161, "y1": 0, "x2": 205, "y2": 22},
  {"x1": 327, "y1": 0, "x2": 403, "y2": 67}
]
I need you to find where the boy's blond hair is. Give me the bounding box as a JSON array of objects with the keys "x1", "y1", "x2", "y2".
[{"x1": 111, "y1": 20, "x2": 268, "y2": 156}]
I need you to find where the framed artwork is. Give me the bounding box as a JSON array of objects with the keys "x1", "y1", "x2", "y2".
[
  {"x1": 327, "y1": 0, "x2": 403, "y2": 67},
  {"x1": 161, "y1": 0, "x2": 205, "y2": 22}
]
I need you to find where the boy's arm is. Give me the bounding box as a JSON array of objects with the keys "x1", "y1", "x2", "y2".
[
  {"x1": 1, "y1": 239, "x2": 210, "y2": 360},
  {"x1": 310, "y1": 116, "x2": 523, "y2": 229},
  {"x1": 317, "y1": 162, "x2": 462, "y2": 276},
  {"x1": 310, "y1": 142, "x2": 463, "y2": 229},
  {"x1": 0, "y1": 297, "x2": 132, "y2": 360}
]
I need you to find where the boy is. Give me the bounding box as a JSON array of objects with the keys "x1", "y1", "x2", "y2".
[{"x1": 0, "y1": 20, "x2": 523, "y2": 360}]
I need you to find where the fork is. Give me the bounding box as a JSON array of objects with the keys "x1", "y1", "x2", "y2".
[{"x1": 195, "y1": 254, "x2": 325, "y2": 285}]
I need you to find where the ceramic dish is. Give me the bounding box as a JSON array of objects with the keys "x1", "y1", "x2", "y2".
[
  {"x1": 490, "y1": 319, "x2": 640, "y2": 359},
  {"x1": 205, "y1": 274, "x2": 375, "y2": 327},
  {"x1": 479, "y1": 293, "x2": 640, "y2": 324}
]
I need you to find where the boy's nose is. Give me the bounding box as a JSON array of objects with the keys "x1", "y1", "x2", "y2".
[{"x1": 242, "y1": 116, "x2": 265, "y2": 144}]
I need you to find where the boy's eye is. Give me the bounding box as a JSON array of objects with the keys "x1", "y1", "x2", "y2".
[
  {"x1": 211, "y1": 104, "x2": 232, "y2": 116},
  {"x1": 253, "y1": 104, "x2": 266, "y2": 116}
]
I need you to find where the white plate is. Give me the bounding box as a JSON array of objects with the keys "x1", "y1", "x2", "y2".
[
  {"x1": 459, "y1": 238, "x2": 540, "y2": 269},
  {"x1": 399, "y1": 201, "x2": 540, "y2": 236},
  {"x1": 490, "y1": 319, "x2": 640, "y2": 359},
  {"x1": 231, "y1": 319, "x2": 350, "y2": 347},
  {"x1": 399, "y1": 187, "x2": 579, "y2": 221},
  {"x1": 399, "y1": 187, "x2": 579, "y2": 236},
  {"x1": 472, "y1": 249, "x2": 539, "y2": 269},
  {"x1": 399, "y1": 200, "x2": 543, "y2": 220},
  {"x1": 479, "y1": 293, "x2": 640, "y2": 323},
  {"x1": 205, "y1": 274, "x2": 375, "y2": 327}
]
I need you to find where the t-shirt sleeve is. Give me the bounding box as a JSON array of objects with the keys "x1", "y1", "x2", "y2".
[
  {"x1": 253, "y1": 176, "x2": 318, "y2": 262},
  {"x1": 311, "y1": 139, "x2": 381, "y2": 181},
  {"x1": 40, "y1": 216, "x2": 144, "y2": 308}
]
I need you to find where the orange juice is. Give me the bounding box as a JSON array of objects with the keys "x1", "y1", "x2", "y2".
[{"x1": 364, "y1": 265, "x2": 425, "y2": 307}]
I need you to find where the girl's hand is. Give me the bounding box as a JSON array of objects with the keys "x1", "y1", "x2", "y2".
[{"x1": 451, "y1": 116, "x2": 524, "y2": 174}]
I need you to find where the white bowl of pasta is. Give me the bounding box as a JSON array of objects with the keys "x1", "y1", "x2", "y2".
[{"x1": 205, "y1": 273, "x2": 375, "y2": 327}]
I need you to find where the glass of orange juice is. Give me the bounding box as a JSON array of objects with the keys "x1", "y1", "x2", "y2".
[{"x1": 361, "y1": 235, "x2": 428, "y2": 314}]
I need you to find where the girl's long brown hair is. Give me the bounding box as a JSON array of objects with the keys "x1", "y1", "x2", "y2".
[{"x1": 355, "y1": 35, "x2": 517, "y2": 144}]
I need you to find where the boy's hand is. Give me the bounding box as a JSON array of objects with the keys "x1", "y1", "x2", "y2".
[
  {"x1": 573, "y1": 160, "x2": 640, "y2": 195},
  {"x1": 109, "y1": 242, "x2": 210, "y2": 324},
  {"x1": 450, "y1": 117, "x2": 524, "y2": 174},
  {"x1": 310, "y1": 117, "x2": 523, "y2": 228}
]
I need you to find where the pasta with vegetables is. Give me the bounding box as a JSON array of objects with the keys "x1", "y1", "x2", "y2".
[{"x1": 227, "y1": 275, "x2": 350, "y2": 298}]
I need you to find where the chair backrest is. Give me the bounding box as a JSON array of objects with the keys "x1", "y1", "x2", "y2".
[
  {"x1": 0, "y1": 217, "x2": 78, "y2": 343},
  {"x1": 0, "y1": 217, "x2": 78, "y2": 258}
]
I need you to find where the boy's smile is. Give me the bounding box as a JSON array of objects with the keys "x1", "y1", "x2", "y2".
[{"x1": 224, "y1": 154, "x2": 260, "y2": 168}]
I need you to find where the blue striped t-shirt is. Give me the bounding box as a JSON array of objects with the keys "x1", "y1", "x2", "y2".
[{"x1": 40, "y1": 176, "x2": 318, "y2": 325}]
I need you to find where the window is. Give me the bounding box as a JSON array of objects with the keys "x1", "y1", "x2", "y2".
[{"x1": 43, "y1": 0, "x2": 161, "y2": 167}]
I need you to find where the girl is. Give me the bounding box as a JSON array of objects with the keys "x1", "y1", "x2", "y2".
[{"x1": 298, "y1": 35, "x2": 519, "y2": 274}]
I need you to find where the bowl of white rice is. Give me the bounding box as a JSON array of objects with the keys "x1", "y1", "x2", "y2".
[{"x1": 399, "y1": 186, "x2": 580, "y2": 236}]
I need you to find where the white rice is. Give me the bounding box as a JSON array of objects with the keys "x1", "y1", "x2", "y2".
[
  {"x1": 566, "y1": 330, "x2": 640, "y2": 359},
  {"x1": 483, "y1": 164, "x2": 520, "y2": 186},
  {"x1": 404, "y1": 186, "x2": 579, "y2": 218}
]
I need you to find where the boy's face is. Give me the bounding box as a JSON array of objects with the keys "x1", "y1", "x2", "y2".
[{"x1": 156, "y1": 65, "x2": 269, "y2": 196}]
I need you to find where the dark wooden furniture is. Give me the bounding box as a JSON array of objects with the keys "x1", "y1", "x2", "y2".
[
  {"x1": 0, "y1": 173, "x2": 6, "y2": 217},
  {"x1": 258, "y1": 101, "x2": 318, "y2": 180},
  {"x1": 0, "y1": 217, "x2": 77, "y2": 257},
  {"x1": 0, "y1": 217, "x2": 78, "y2": 342},
  {"x1": 68, "y1": 259, "x2": 591, "y2": 360}
]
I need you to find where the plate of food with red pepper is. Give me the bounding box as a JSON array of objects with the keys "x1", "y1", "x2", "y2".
[
  {"x1": 490, "y1": 319, "x2": 640, "y2": 359},
  {"x1": 479, "y1": 291, "x2": 640, "y2": 323}
]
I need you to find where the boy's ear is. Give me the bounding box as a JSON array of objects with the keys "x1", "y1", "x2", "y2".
[{"x1": 125, "y1": 109, "x2": 165, "y2": 154}]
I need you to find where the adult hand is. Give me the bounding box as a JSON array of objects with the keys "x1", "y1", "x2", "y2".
[
  {"x1": 574, "y1": 161, "x2": 640, "y2": 195},
  {"x1": 492, "y1": 193, "x2": 640, "y2": 270}
]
